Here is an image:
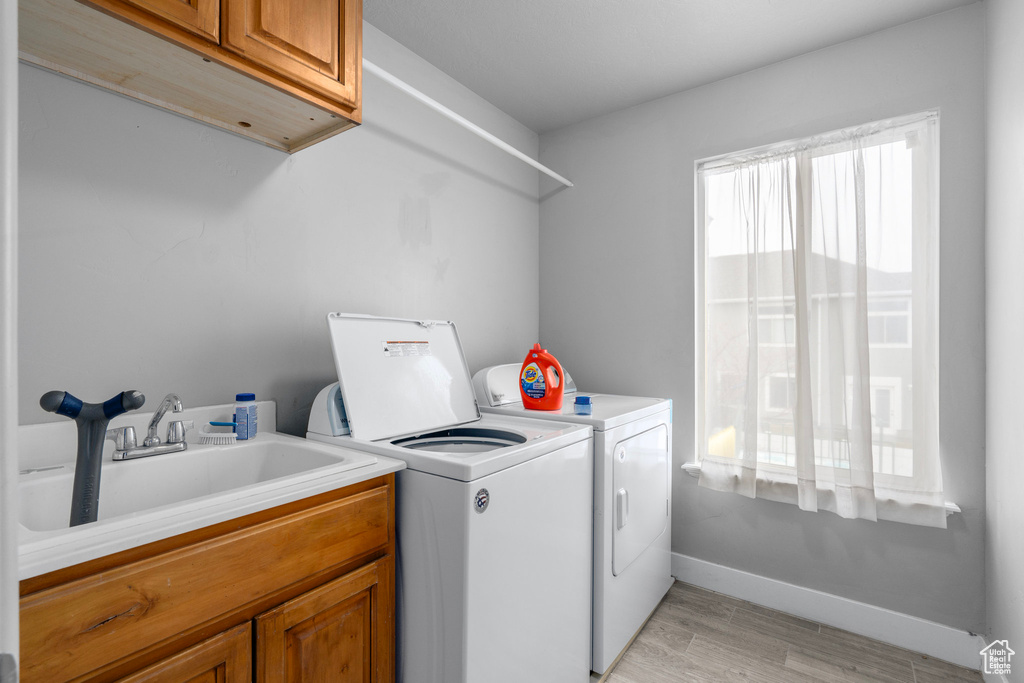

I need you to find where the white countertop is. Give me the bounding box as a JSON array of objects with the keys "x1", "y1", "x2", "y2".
[{"x1": 17, "y1": 401, "x2": 405, "y2": 580}]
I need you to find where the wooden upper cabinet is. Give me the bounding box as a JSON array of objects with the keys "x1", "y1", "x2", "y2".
[
  {"x1": 120, "y1": 0, "x2": 219, "y2": 42},
  {"x1": 223, "y1": 0, "x2": 360, "y2": 110},
  {"x1": 19, "y1": 0, "x2": 361, "y2": 152}
]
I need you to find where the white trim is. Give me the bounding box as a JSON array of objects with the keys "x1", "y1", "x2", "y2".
[
  {"x1": 679, "y1": 463, "x2": 961, "y2": 516},
  {"x1": 671, "y1": 552, "x2": 981, "y2": 670},
  {"x1": 696, "y1": 110, "x2": 939, "y2": 174},
  {"x1": 0, "y1": 0, "x2": 19, "y2": 672}
]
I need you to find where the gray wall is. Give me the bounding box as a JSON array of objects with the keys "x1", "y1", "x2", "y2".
[
  {"x1": 539, "y1": 6, "x2": 986, "y2": 632},
  {"x1": 19, "y1": 23, "x2": 540, "y2": 435},
  {"x1": 985, "y1": 0, "x2": 1024, "y2": 675}
]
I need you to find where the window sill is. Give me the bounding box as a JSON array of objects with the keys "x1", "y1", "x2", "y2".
[{"x1": 680, "y1": 462, "x2": 962, "y2": 516}]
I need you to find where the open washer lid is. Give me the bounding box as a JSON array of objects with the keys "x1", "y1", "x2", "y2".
[{"x1": 327, "y1": 313, "x2": 481, "y2": 442}]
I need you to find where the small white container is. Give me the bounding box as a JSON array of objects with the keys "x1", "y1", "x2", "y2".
[{"x1": 234, "y1": 393, "x2": 257, "y2": 439}]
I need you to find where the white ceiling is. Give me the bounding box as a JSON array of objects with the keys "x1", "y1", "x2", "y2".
[{"x1": 364, "y1": 0, "x2": 979, "y2": 133}]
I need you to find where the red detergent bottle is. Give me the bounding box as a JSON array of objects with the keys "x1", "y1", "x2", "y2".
[{"x1": 519, "y1": 343, "x2": 564, "y2": 411}]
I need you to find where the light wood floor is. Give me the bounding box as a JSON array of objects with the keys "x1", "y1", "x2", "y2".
[{"x1": 599, "y1": 582, "x2": 983, "y2": 683}]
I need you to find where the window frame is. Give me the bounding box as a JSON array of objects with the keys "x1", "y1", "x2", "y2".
[{"x1": 694, "y1": 111, "x2": 940, "y2": 489}]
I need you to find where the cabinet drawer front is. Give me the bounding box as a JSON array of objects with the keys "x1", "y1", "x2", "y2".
[
  {"x1": 256, "y1": 557, "x2": 394, "y2": 683},
  {"x1": 117, "y1": 622, "x2": 251, "y2": 683},
  {"x1": 21, "y1": 485, "x2": 390, "y2": 683},
  {"x1": 223, "y1": 0, "x2": 360, "y2": 109}
]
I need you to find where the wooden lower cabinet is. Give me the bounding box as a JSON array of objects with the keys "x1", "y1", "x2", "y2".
[
  {"x1": 20, "y1": 475, "x2": 396, "y2": 683},
  {"x1": 117, "y1": 623, "x2": 252, "y2": 683},
  {"x1": 256, "y1": 558, "x2": 393, "y2": 683},
  {"x1": 114, "y1": 557, "x2": 393, "y2": 683}
]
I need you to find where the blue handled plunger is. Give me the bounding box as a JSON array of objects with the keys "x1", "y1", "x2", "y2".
[{"x1": 39, "y1": 390, "x2": 145, "y2": 527}]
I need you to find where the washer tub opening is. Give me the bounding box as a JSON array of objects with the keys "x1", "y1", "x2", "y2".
[{"x1": 391, "y1": 428, "x2": 527, "y2": 453}]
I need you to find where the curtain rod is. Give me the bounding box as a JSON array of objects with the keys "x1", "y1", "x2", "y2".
[{"x1": 362, "y1": 59, "x2": 574, "y2": 188}]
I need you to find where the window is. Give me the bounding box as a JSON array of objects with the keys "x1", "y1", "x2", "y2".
[
  {"x1": 695, "y1": 111, "x2": 945, "y2": 528},
  {"x1": 874, "y1": 387, "x2": 893, "y2": 428},
  {"x1": 867, "y1": 298, "x2": 911, "y2": 347},
  {"x1": 758, "y1": 304, "x2": 795, "y2": 346},
  {"x1": 766, "y1": 374, "x2": 796, "y2": 411}
]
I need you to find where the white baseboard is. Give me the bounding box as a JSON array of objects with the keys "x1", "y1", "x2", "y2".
[{"x1": 672, "y1": 552, "x2": 985, "y2": 672}]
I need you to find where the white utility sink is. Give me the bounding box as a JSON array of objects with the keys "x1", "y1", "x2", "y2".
[
  {"x1": 18, "y1": 433, "x2": 376, "y2": 532},
  {"x1": 17, "y1": 403, "x2": 403, "y2": 581}
]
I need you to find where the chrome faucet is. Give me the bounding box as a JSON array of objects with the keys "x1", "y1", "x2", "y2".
[
  {"x1": 106, "y1": 392, "x2": 191, "y2": 461},
  {"x1": 145, "y1": 393, "x2": 183, "y2": 446}
]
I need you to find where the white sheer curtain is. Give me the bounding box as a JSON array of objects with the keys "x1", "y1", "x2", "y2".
[{"x1": 695, "y1": 112, "x2": 945, "y2": 528}]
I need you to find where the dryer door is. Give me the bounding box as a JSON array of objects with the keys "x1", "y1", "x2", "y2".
[{"x1": 612, "y1": 423, "x2": 669, "y2": 576}]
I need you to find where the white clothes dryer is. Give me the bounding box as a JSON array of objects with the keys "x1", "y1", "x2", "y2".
[
  {"x1": 307, "y1": 314, "x2": 594, "y2": 683},
  {"x1": 473, "y1": 363, "x2": 673, "y2": 676}
]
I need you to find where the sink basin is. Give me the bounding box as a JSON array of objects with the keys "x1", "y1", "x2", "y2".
[
  {"x1": 18, "y1": 433, "x2": 377, "y2": 532},
  {"x1": 16, "y1": 401, "x2": 404, "y2": 582}
]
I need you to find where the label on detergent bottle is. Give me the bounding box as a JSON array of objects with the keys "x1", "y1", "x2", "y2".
[{"x1": 521, "y1": 362, "x2": 547, "y2": 399}]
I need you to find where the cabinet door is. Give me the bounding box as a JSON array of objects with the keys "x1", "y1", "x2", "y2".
[
  {"x1": 222, "y1": 0, "x2": 360, "y2": 110},
  {"x1": 256, "y1": 557, "x2": 393, "y2": 683},
  {"x1": 96, "y1": 0, "x2": 219, "y2": 43},
  {"x1": 117, "y1": 623, "x2": 251, "y2": 683}
]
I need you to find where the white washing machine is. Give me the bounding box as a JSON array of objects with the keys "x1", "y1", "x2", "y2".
[
  {"x1": 306, "y1": 314, "x2": 594, "y2": 683},
  {"x1": 472, "y1": 364, "x2": 673, "y2": 676}
]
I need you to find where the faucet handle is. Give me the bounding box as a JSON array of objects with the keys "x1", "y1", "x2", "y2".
[
  {"x1": 106, "y1": 426, "x2": 137, "y2": 452},
  {"x1": 166, "y1": 420, "x2": 194, "y2": 444}
]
